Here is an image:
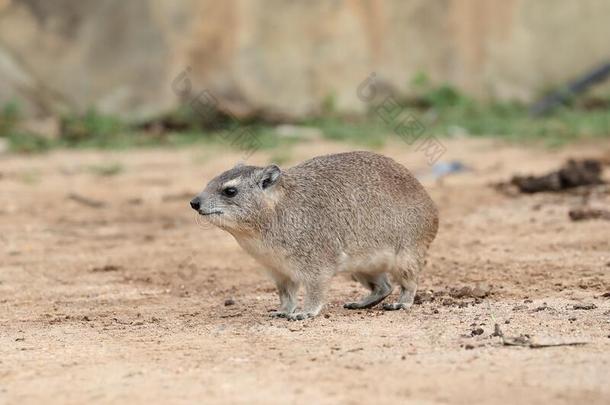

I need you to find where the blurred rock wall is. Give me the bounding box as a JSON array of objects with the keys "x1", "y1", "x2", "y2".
[{"x1": 0, "y1": 0, "x2": 609, "y2": 120}]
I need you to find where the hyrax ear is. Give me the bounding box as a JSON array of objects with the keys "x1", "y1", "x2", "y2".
[{"x1": 259, "y1": 164, "x2": 281, "y2": 190}]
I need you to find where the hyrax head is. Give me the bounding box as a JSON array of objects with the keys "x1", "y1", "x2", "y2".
[{"x1": 190, "y1": 163, "x2": 282, "y2": 231}]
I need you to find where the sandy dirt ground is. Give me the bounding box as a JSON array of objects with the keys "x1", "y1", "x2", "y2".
[{"x1": 1, "y1": 138, "x2": 609, "y2": 404}]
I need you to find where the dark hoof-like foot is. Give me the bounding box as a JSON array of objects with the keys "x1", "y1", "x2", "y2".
[
  {"x1": 382, "y1": 303, "x2": 411, "y2": 311},
  {"x1": 343, "y1": 302, "x2": 363, "y2": 310}
]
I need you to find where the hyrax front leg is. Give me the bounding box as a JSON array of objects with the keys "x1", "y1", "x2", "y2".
[
  {"x1": 286, "y1": 276, "x2": 329, "y2": 321},
  {"x1": 383, "y1": 253, "x2": 423, "y2": 311},
  {"x1": 270, "y1": 276, "x2": 299, "y2": 318}
]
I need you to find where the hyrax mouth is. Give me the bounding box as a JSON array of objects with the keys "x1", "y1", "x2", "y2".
[{"x1": 199, "y1": 210, "x2": 223, "y2": 216}]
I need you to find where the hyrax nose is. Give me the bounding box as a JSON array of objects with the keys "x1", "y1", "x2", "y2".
[{"x1": 190, "y1": 197, "x2": 201, "y2": 211}]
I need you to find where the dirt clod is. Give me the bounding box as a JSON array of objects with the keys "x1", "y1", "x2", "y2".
[
  {"x1": 91, "y1": 265, "x2": 121, "y2": 272},
  {"x1": 533, "y1": 303, "x2": 552, "y2": 312},
  {"x1": 569, "y1": 208, "x2": 610, "y2": 221},
  {"x1": 509, "y1": 159, "x2": 604, "y2": 193},
  {"x1": 572, "y1": 303, "x2": 597, "y2": 310},
  {"x1": 414, "y1": 290, "x2": 435, "y2": 304},
  {"x1": 449, "y1": 285, "x2": 491, "y2": 299},
  {"x1": 471, "y1": 328, "x2": 484, "y2": 336}
]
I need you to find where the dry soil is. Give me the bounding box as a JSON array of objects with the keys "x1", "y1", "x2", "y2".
[{"x1": 1, "y1": 138, "x2": 609, "y2": 404}]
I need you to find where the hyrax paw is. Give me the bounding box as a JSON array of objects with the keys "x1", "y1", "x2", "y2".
[
  {"x1": 269, "y1": 310, "x2": 289, "y2": 318},
  {"x1": 343, "y1": 302, "x2": 363, "y2": 310},
  {"x1": 382, "y1": 302, "x2": 412, "y2": 311},
  {"x1": 286, "y1": 312, "x2": 313, "y2": 321}
]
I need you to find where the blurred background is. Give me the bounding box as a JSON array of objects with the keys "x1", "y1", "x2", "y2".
[{"x1": 1, "y1": 0, "x2": 609, "y2": 153}]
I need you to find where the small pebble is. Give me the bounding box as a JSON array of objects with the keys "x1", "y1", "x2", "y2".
[
  {"x1": 471, "y1": 327, "x2": 484, "y2": 336},
  {"x1": 224, "y1": 299, "x2": 235, "y2": 306},
  {"x1": 572, "y1": 303, "x2": 596, "y2": 310}
]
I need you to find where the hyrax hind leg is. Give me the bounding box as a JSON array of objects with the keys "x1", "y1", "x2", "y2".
[
  {"x1": 344, "y1": 272, "x2": 392, "y2": 309},
  {"x1": 383, "y1": 251, "x2": 424, "y2": 311}
]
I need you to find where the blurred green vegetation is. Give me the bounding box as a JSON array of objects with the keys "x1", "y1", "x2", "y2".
[
  {"x1": 1, "y1": 76, "x2": 609, "y2": 154},
  {"x1": 0, "y1": 101, "x2": 52, "y2": 153},
  {"x1": 86, "y1": 162, "x2": 124, "y2": 177}
]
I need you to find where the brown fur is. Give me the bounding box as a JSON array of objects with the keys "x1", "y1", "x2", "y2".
[{"x1": 191, "y1": 151, "x2": 438, "y2": 320}]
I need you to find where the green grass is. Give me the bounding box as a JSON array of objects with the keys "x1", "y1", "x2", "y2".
[
  {"x1": 2, "y1": 82, "x2": 609, "y2": 154},
  {"x1": 426, "y1": 99, "x2": 610, "y2": 146}
]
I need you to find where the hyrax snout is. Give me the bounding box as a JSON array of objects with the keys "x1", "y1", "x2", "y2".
[{"x1": 191, "y1": 151, "x2": 438, "y2": 320}]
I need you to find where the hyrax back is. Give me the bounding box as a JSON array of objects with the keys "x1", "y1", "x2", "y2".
[{"x1": 191, "y1": 151, "x2": 438, "y2": 320}]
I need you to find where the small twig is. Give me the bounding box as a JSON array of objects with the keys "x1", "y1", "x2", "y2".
[
  {"x1": 487, "y1": 302, "x2": 506, "y2": 344},
  {"x1": 67, "y1": 193, "x2": 106, "y2": 208}
]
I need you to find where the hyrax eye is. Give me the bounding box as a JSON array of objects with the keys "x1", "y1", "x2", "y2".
[{"x1": 222, "y1": 187, "x2": 238, "y2": 198}]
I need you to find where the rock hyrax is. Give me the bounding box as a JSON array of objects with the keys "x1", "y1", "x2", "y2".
[{"x1": 190, "y1": 151, "x2": 438, "y2": 320}]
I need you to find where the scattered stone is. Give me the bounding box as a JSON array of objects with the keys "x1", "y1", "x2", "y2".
[
  {"x1": 414, "y1": 290, "x2": 435, "y2": 304},
  {"x1": 533, "y1": 303, "x2": 550, "y2": 312},
  {"x1": 442, "y1": 298, "x2": 455, "y2": 306},
  {"x1": 91, "y1": 264, "x2": 121, "y2": 272},
  {"x1": 471, "y1": 327, "x2": 484, "y2": 336},
  {"x1": 82, "y1": 315, "x2": 91, "y2": 321},
  {"x1": 572, "y1": 303, "x2": 597, "y2": 310},
  {"x1": 224, "y1": 298, "x2": 235, "y2": 306},
  {"x1": 600, "y1": 292, "x2": 610, "y2": 298},
  {"x1": 324, "y1": 313, "x2": 331, "y2": 319},
  {"x1": 15, "y1": 337, "x2": 25, "y2": 342},
  {"x1": 464, "y1": 344, "x2": 475, "y2": 350},
  {"x1": 569, "y1": 207, "x2": 610, "y2": 221},
  {"x1": 512, "y1": 305, "x2": 528, "y2": 311}
]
